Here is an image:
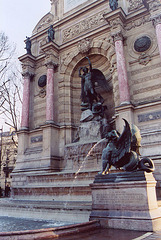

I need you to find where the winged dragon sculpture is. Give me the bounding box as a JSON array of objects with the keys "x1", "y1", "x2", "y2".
[{"x1": 101, "y1": 119, "x2": 154, "y2": 174}]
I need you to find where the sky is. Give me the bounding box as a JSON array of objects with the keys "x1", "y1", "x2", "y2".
[
  {"x1": 0, "y1": 0, "x2": 51, "y2": 56},
  {"x1": 0, "y1": 0, "x2": 51, "y2": 130}
]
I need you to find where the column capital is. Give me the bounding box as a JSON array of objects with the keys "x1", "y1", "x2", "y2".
[
  {"x1": 45, "y1": 60, "x2": 58, "y2": 69},
  {"x1": 111, "y1": 31, "x2": 124, "y2": 42},
  {"x1": 22, "y1": 71, "x2": 34, "y2": 79},
  {"x1": 151, "y1": 14, "x2": 161, "y2": 27}
]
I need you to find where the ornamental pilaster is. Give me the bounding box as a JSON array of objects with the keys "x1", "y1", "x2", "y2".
[
  {"x1": 45, "y1": 61, "x2": 58, "y2": 123},
  {"x1": 21, "y1": 71, "x2": 34, "y2": 130},
  {"x1": 111, "y1": 31, "x2": 130, "y2": 105}
]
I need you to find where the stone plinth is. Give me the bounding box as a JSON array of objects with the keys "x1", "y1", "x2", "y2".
[{"x1": 90, "y1": 171, "x2": 161, "y2": 231}]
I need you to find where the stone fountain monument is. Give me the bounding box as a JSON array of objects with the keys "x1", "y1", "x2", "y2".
[{"x1": 1, "y1": 0, "x2": 161, "y2": 229}]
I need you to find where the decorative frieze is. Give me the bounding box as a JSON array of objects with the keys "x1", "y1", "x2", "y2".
[
  {"x1": 149, "y1": 0, "x2": 161, "y2": 12},
  {"x1": 125, "y1": 16, "x2": 151, "y2": 31},
  {"x1": 128, "y1": 0, "x2": 143, "y2": 12},
  {"x1": 138, "y1": 111, "x2": 161, "y2": 123},
  {"x1": 62, "y1": 10, "x2": 107, "y2": 42}
]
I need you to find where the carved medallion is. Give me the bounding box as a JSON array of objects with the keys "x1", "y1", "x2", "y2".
[
  {"x1": 134, "y1": 36, "x2": 151, "y2": 52},
  {"x1": 38, "y1": 75, "x2": 47, "y2": 88}
]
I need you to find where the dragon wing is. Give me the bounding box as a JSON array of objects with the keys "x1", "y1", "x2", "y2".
[
  {"x1": 91, "y1": 69, "x2": 112, "y2": 93},
  {"x1": 111, "y1": 119, "x2": 132, "y2": 164}
]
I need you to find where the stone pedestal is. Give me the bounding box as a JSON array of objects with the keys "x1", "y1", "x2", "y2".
[{"x1": 90, "y1": 171, "x2": 161, "y2": 231}]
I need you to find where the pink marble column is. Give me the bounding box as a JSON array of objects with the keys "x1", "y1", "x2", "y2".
[
  {"x1": 152, "y1": 15, "x2": 161, "y2": 60},
  {"x1": 112, "y1": 32, "x2": 130, "y2": 105},
  {"x1": 46, "y1": 62, "x2": 56, "y2": 122},
  {"x1": 21, "y1": 72, "x2": 32, "y2": 129}
]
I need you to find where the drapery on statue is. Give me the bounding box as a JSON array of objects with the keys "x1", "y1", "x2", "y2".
[
  {"x1": 47, "y1": 25, "x2": 55, "y2": 42},
  {"x1": 100, "y1": 119, "x2": 154, "y2": 174},
  {"x1": 79, "y1": 57, "x2": 110, "y2": 117},
  {"x1": 109, "y1": 0, "x2": 118, "y2": 11},
  {"x1": 25, "y1": 37, "x2": 32, "y2": 55}
]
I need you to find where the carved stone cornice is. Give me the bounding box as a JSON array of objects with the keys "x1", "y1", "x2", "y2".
[
  {"x1": 151, "y1": 14, "x2": 161, "y2": 27},
  {"x1": 103, "y1": 8, "x2": 126, "y2": 30},
  {"x1": 111, "y1": 31, "x2": 124, "y2": 42},
  {"x1": 19, "y1": 53, "x2": 36, "y2": 64}
]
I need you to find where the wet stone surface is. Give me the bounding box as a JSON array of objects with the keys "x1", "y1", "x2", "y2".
[{"x1": 0, "y1": 216, "x2": 73, "y2": 232}]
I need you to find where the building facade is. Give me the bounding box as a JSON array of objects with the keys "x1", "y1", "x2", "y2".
[
  {"x1": 11, "y1": 0, "x2": 161, "y2": 200},
  {"x1": 0, "y1": 130, "x2": 17, "y2": 196}
]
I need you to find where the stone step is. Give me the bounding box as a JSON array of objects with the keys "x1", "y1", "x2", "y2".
[
  {"x1": 0, "y1": 199, "x2": 92, "y2": 223},
  {"x1": 12, "y1": 184, "x2": 92, "y2": 201},
  {"x1": 12, "y1": 170, "x2": 98, "y2": 188}
]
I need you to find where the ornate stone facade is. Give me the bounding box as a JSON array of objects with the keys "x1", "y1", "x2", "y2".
[{"x1": 11, "y1": 0, "x2": 161, "y2": 210}]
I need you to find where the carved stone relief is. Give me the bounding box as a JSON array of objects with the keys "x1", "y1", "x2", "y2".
[
  {"x1": 62, "y1": 10, "x2": 107, "y2": 42},
  {"x1": 125, "y1": 16, "x2": 151, "y2": 31},
  {"x1": 138, "y1": 53, "x2": 151, "y2": 65},
  {"x1": 151, "y1": 14, "x2": 161, "y2": 27},
  {"x1": 77, "y1": 38, "x2": 93, "y2": 53},
  {"x1": 134, "y1": 36, "x2": 151, "y2": 52},
  {"x1": 128, "y1": 32, "x2": 157, "y2": 65},
  {"x1": 60, "y1": 37, "x2": 116, "y2": 77},
  {"x1": 128, "y1": 0, "x2": 143, "y2": 12},
  {"x1": 33, "y1": 13, "x2": 54, "y2": 34},
  {"x1": 149, "y1": 0, "x2": 161, "y2": 12},
  {"x1": 138, "y1": 111, "x2": 161, "y2": 123}
]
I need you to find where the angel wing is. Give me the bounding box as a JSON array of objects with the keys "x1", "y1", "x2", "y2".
[
  {"x1": 91, "y1": 69, "x2": 112, "y2": 93},
  {"x1": 111, "y1": 119, "x2": 132, "y2": 166}
]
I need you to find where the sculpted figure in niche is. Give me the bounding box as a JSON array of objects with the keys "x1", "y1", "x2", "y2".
[
  {"x1": 25, "y1": 37, "x2": 32, "y2": 55},
  {"x1": 47, "y1": 25, "x2": 55, "y2": 42},
  {"x1": 79, "y1": 57, "x2": 98, "y2": 111},
  {"x1": 100, "y1": 119, "x2": 154, "y2": 174},
  {"x1": 109, "y1": 0, "x2": 118, "y2": 11},
  {"x1": 79, "y1": 57, "x2": 111, "y2": 118}
]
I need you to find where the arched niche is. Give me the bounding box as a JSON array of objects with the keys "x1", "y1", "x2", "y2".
[{"x1": 70, "y1": 54, "x2": 115, "y2": 127}]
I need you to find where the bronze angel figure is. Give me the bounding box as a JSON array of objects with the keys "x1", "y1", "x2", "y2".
[{"x1": 101, "y1": 119, "x2": 154, "y2": 174}]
